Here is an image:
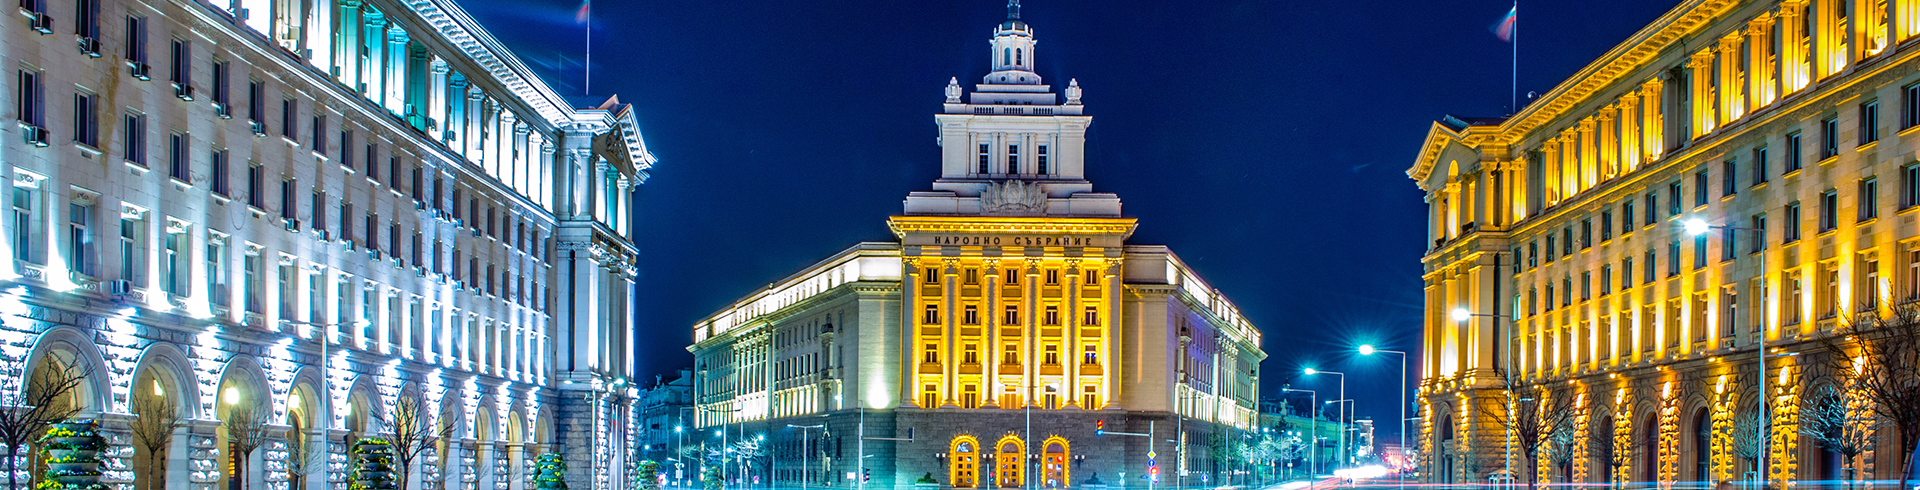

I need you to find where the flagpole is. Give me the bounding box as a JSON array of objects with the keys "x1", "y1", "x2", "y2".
[
  {"x1": 585, "y1": 4, "x2": 592, "y2": 95},
  {"x1": 1511, "y1": 0, "x2": 1517, "y2": 116}
]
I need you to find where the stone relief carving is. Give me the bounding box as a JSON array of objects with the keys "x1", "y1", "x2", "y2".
[{"x1": 980, "y1": 180, "x2": 1048, "y2": 216}]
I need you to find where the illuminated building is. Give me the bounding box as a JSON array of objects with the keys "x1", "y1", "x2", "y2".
[
  {"x1": 2, "y1": 0, "x2": 652, "y2": 487},
  {"x1": 687, "y1": 2, "x2": 1264, "y2": 488},
  {"x1": 1410, "y1": 0, "x2": 1920, "y2": 485}
]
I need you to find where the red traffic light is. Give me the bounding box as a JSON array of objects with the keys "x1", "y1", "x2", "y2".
[{"x1": 1095, "y1": 420, "x2": 1105, "y2": 435}]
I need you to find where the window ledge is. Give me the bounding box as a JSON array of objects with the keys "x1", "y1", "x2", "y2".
[
  {"x1": 1899, "y1": 124, "x2": 1920, "y2": 138},
  {"x1": 281, "y1": 136, "x2": 300, "y2": 148},
  {"x1": 1819, "y1": 156, "x2": 1840, "y2": 166},
  {"x1": 76, "y1": 144, "x2": 102, "y2": 158},
  {"x1": 124, "y1": 161, "x2": 149, "y2": 174},
  {"x1": 1858, "y1": 140, "x2": 1881, "y2": 152}
]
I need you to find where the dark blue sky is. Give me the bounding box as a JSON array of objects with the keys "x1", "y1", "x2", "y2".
[{"x1": 465, "y1": 0, "x2": 1678, "y2": 440}]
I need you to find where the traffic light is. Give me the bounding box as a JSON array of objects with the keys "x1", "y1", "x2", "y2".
[
  {"x1": 862, "y1": 468, "x2": 871, "y2": 483},
  {"x1": 1095, "y1": 420, "x2": 1105, "y2": 436}
]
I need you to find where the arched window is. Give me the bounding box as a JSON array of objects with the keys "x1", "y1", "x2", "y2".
[
  {"x1": 1003, "y1": 48, "x2": 1010, "y2": 66},
  {"x1": 1016, "y1": 48, "x2": 1023, "y2": 66}
]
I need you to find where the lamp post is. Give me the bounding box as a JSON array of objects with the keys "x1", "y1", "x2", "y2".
[
  {"x1": 1280, "y1": 388, "x2": 1318, "y2": 478},
  {"x1": 1303, "y1": 369, "x2": 1347, "y2": 469},
  {"x1": 1359, "y1": 344, "x2": 1409, "y2": 487},
  {"x1": 1451, "y1": 307, "x2": 1517, "y2": 489},
  {"x1": 789, "y1": 424, "x2": 825, "y2": 490},
  {"x1": 1684, "y1": 217, "x2": 1771, "y2": 487}
]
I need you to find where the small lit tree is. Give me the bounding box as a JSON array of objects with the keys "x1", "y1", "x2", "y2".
[
  {"x1": 1820, "y1": 303, "x2": 1920, "y2": 490},
  {"x1": 129, "y1": 395, "x2": 180, "y2": 490},
  {"x1": 224, "y1": 405, "x2": 272, "y2": 490},
  {"x1": 1799, "y1": 384, "x2": 1878, "y2": 484},
  {"x1": 0, "y1": 357, "x2": 86, "y2": 490},
  {"x1": 383, "y1": 395, "x2": 452, "y2": 490}
]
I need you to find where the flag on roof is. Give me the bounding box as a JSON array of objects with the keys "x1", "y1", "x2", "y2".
[
  {"x1": 575, "y1": 0, "x2": 590, "y2": 23},
  {"x1": 1491, "y1": 6, "x2": 1516, "y2": 42}
]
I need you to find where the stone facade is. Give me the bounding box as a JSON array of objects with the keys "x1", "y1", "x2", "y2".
[
  {"x1": 1410, "y1": 0, "x2": 1920, "y2": 486},
  {"x1": 0, "y1": 0, "x2": 653, "y2": 488}
]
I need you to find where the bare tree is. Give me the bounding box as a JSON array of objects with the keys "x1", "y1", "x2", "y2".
[
  {"x1": 0, "y1": 356, "x2": 87, "y2": 490},
  {"x1": 1475, "y1": 386, "x2": 1579, "y2": 488},
  {"x1": 225, "y1": 405, "x2": 272, "y2": 490},
  {"x1": 1820, "y1": 303, "x2": 1920, "y2": 490},
  {"x1": 383, "y1": 395, "x2": 453, "y2": 490},
  {"x1": 130, "y1": 395, "x2": 181, "y2": 490},
  {"x1": 1799, "y1": 384, "x2": 1878, "y2": 482},
  {"x1": 281, "y1": 424, "x2": 326, "y2": 490}
]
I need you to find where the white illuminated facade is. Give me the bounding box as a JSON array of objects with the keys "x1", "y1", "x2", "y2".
[
  {"x1": 688, "y1": 3, "x2": 1264, "y2": 488},
  {"x1": 2, "y1": 0, "x2": 651, "y2": 488}
]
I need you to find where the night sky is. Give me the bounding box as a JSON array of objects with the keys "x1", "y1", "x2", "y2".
[{"x1": 463, "y1": 0, "x2": 1680, "y2": 442}]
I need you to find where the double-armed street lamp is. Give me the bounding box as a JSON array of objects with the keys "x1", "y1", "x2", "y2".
[
  {"x1": 788, "y1": 424, "x2": 826, "y2": 490},
  {"x1": 1682, "y1": 217, "x2": 1774, "y2": 487},
  {"x1": 1279, "y1": 388, "x2": 1318, "y2": 477},
  {"x1": 1359, "y1": 344, "x2": 1409, "y2": 487},
  {"x1": 1303, "y1": 368, "x2": 1348, "y2": 468}
]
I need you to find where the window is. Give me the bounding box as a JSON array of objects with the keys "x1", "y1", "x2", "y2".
[
  {"x1": 72, "y1": 92, "x2": 98, "y2": 148},
  {"x1": 122, "y1": 113, "x2": 146, "y2": 166},
  {"x1": 124, "y1": 17, "x2": 148, "y2": 78},
  {"x1": 67, "y1": 200, "x2": 94, "y2": 276},
  {"x1": 1859, "y1": 255, "x2": 1882, "y2": 310},
  {"x1": 281, "y1": 97, "x2": 297, "y2": 140},
  {"x1": 1600, "y1": 267, "x2": 1612, "y2": 296},
  {"x1": 1668, "y1": 240, "x2": 1682, "y2": 276},
  {"x1": 1581, "y1": 219, "x2": 1592, "y2": 248},
  {"x1": 1037, "y1": 145, "x2": 1049, "y2": 174},
  {"x1": 74, "y1": 0, "x2": 98, "y2": 51},
  {"x1": 1722, "y1": 288, "x2": 1738, "y2": 338},
  {"x1": 1821, "y1": 117, "x2": 1840, "y2": 159},
  {"x1": 1645, "y1": 192, "x2": 1658, "y2": 225},
  {"x1": 1044, "y1": 305, "x2": 1059, "y2": 325},
  {"x1": 1721, "y1": 226, "x2": 1736, "y2": 261},
  {"x1": 206, "y1": 235, "x2": 226, "y2": 307},
  {"x1": 1545, "y1": 235, "x2": 1556, "y2": 262},
  {"x1": 279, "y1": 178, "x2": 296, "y2": 221},
  {"x1": 1083, "y1": 306, "x2": 1099, "y2": 326},
  {"x1": 210, "y1": 147, "x2": 229, "y2": 196},
  {"x1": 163, "y1": 232, "x2": 183, "y2": 296},
  {"x1": 246, "y1": 80, "x2": 264, "y2": 125},
  {"x1": 1861, "y1": 177, "x2": 1880, "y2": 221},
  {"x1": 1007, "y1": 144, "x2": 1020, "y2": 174},
  {"x1": 246, "y1": 164, "x2": 264, "y2": 208},
  {"x1": 310, "y1": 114, "x2": 326, "y2": 155},
  {"x1": 1785, "y1": 201, "x2": 1803, "y2": 242},
  {"x1": 1906, "y1": 164, "x2": 1920, "y2": 209},
  {"x1": 1691, "y1": 294, "x2": 1709, "y2": 342},
  {"x1": 1694, "y1": 235, "x2": 1708, "y2": 269},
  {"x1": 365, "y1": 144, "x2": 378, "y2": 179},
  {"x1": 1822, "y1": 262, "x2": 1840, "y2": 318},
  {"x1": 11, "y1": 186, "x2": 37, "y2": 264},
  {"x1": 1751, "y1": 214, "x2": 1768, "y2": 253},
  {"x1": 1623, "y1": 200, "x2": 1636, "y2": 232},
  {"x1": 1082, "y1": 344, "x2": 1097, "y2": 365},
  {"x1": 16, "y1": 70, "x2": 45, "y2": 134},
  {"x1": 168, "y1": 39, "x2": 192, "y2": 99},
  {"x1": 389, "y1": 157, "x2": 401, "y2": 189},
  {"x1": 977, "y1": 143, "x2": 989, "y2": 174},
  {"x1": 1905, "y1": 82, "x2": 1920, "y2": 130},
  {"x1": 1527, "y1": 241, "x2": 1538, "y2": 268},
  {"x1": 922, "y1": 304, "x2": 939, "y2": 325},
  {"x1": 212, "y1": 61, "x2": 230, "y2": 114},
  {"x1": 1622, "y1": 257, "x2": 1634, "y2": 289},
  {"x1": 1645, "y1": 249, "x2": 1657, "y2": 284},
  {"x1": 340, "y1": 130, "x2": 353, "y2": 165},
  {"x1": 1694, "y1": 171, "x2": 1709, "y2": 206},
  {"x1": 118, "y1": 214, "x2": 144, "y2": 286},
  {"x1": 242, "y1": 251, "x2": 261, "y2": 313},
  {"x1": 1669, "y1": 181, "x2": 1683, "y2": 215},
  {"x1": 1045, "y1": 269, "x2": 1058, "y2": 284},
  {"x1": 963, "y1": 305, "x2": 978, "y2": 325},
  {"x1": 1562, "y1": 276, "x2": 1572, "y2": 306},
  {"x1": 1563, "y1": 227, "x2": 1573, "y2": 255},
  {"x1": 1601, "y1": 210, "x2": 1613, "y2": 241},
  {"x1": 1785, "y1": 270, "x2": 1803, "y2": 325},
  {"x1": 1820, "y1": 190, "x2": 1839, "y2": 231},
  {"x1": 1753, "y1": 147, "x2": 1768, "y2": 185},
  {"x1": 1907, "y1": 247, "x2": 1920, "y2": 303},
  {"x1": 1862, "y1": 100, "x2": 1881, "y2": 144},
  {"x1": 1044, "y1": 344, "x2": 1059, "y2": 365},
  {"x1": 1785, "y1": 132, "x2": 1803, "y2": 172},
  {"x1": 1003, "y1": 305, "x2": 1019, "y2": 325}
]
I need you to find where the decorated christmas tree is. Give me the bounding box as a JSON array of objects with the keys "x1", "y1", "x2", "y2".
[
  {"x1": 350, "y1": 438, "x2": 398, "y2": 490},
  {"x1": 532, "y1": 453, "x2": 567, "y2": 490},
  {"x1": 36, "y1": 418, "x2": 106, "y2": 490},
  {"x1": 635, "y1": 460, "x2": 661, "y2": 490}
]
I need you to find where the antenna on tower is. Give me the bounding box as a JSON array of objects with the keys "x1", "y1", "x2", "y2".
[{"x1": 1008, "y1": 0, "x2": 1020, "y2": 19}]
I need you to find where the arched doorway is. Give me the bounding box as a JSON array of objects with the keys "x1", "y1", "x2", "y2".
[
  {"x1": 1041, "y1": 437, "x2": 1070, "y2": 488},
  {"x1": 131, "y1": 361, "x2": 185, "y2": 490},
  {"x1": 1436, "y1": 415, "x2": 1454, "y2": 484},
  {"x1": 995, "y1": 436, "x2": 1025, "y2": 488},
  {"x1": 1639, "y1": 413, "x2": 1658, "y2": 483},
  {"x1": 1594, "y1": 415, "x2": 1616, "y2": 485},
  {"x1": 285, "y1": 385, "x2": 321, "y2": 490},
  {"x1": 215, "y1": 363, "x2": 269, "y2": 490},
  {"x1": 1690, "y1": 408, "x2": 1710, "y2": 484},
  {"x1": 950, "y1": 435, "x2": 980, "y2": 488}
]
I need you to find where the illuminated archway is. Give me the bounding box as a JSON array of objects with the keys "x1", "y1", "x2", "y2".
[
  {"x1": 995, "y1": 435, "x2": 1026, "y2": 488},
  {"x1": 130, "y1": 345, "x2": 193, "y2": 490},
  {"x1": 949, "y1": 435, "x2": 980, "y2": 488},
  {"x1": 215, "y1": 358, "x2": 270, "y2": 490},
  {"x1": 1041, "y1": 436, "x2": 1070, "y2": 488}
]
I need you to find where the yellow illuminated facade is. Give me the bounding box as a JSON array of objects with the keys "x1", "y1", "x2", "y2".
[
  {"x1": 1410, "y1": 0, "x2": 1920, "y2": 485},
  {"x1": 687, "y1": 3, "x2": 1265, "y2": 488}
]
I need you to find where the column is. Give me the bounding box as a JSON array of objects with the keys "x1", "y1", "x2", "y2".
[
  {"x1": 1023, "y1": 258, "x2": 1039, "y2": 408},
  {"x1": 1749, "y1": 15, "x2": 1777, "y2": 108},
  {"x1": 465, "y1": 88, "x2": 485, "y2": 161},
  {"x1": 306, "y1": 0, "x2": 332, "y2": 66},
  {"x1": 1781, "y1": 1, "x2": 1810, "y2": 93},
  {"x1": 1642, "y1": 77, "x2": 1664, "y2": 158},
  {"x1": 514, "y1": 122, "x2": 532, "y2": 194},
  {"x1": 983, "y1": 262, "x2": 1000, "y2": 408},
  {"x1": 429, "y1": 60, "x2": 449, "y2": 134},
  {"x1": 1578, "y1": 117, "x2": 1596, "y2": 191},
  {"x1": 1102, "y1": 258, "x2": 1121, "y2": 409},
  {"x1": 335, "y1": 1, "x2": 360, "y2": 86},
  {"x1": 384, "y1": 24, "x2": 408, "y2": 114},
  {"x1": 1063, "y1": 258, "x2": 1080, "y2": 408},
  {"x1": 1596, "y1": 110, "x2": 1616, "y2": 181},
  {"x1": 1690, "y1": 49, "x2": 1716, "y2": 137},
  {"x1": 1541, "y1": 140, "x2": 1559, "y2": 205},
  {"x1": 942, "y1": 258, "x2": 958, "y2": 407},
  {"x1": 1620, "y1": 93, "x2": 1641, "y2": 172},
  {"x1": 900, "y1": 259, "x2": 920, "y2": 407},
  {"x1": 362, "y1": 12, "x2": 385, "y2": 97},
  {"x1": 1720, "y1": 33, "x2": 1745, "y2": 121}
]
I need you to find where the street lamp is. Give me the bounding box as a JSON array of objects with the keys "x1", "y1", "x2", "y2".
[
  {"x1": 1451, "y1": 307, "x2": 1517, "y2": 488},
  {"x1": 789, "y1": 424, "x2": 825, "y2": 490},
  {"x1": 1303, "y1": 368, "x2": 1348, "y2": 468},
  {"x1": 1685, "y1": 217, "x2": 1771, "y2": 487},
  {"x1": 1359, "y1": 344, "x2": 1409, "y2": 487}
]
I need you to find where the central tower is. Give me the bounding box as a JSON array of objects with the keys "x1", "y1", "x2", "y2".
[{"x1": 905, "y1": 0, "x2": 1117, "y2": 217}]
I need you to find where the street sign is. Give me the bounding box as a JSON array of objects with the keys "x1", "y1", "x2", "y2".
[{"x1": 1147, "y1": 450, "x2": 1155, "y2": 459}]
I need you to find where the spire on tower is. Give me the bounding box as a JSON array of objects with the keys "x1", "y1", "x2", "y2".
[{"x1": 1008, "y1": 0, "x2": 1020, "y2": 19}]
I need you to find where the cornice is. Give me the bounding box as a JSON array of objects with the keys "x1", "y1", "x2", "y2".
[{"x1": 886, "y1": 216, "x2": 1139, "y2": 238}]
